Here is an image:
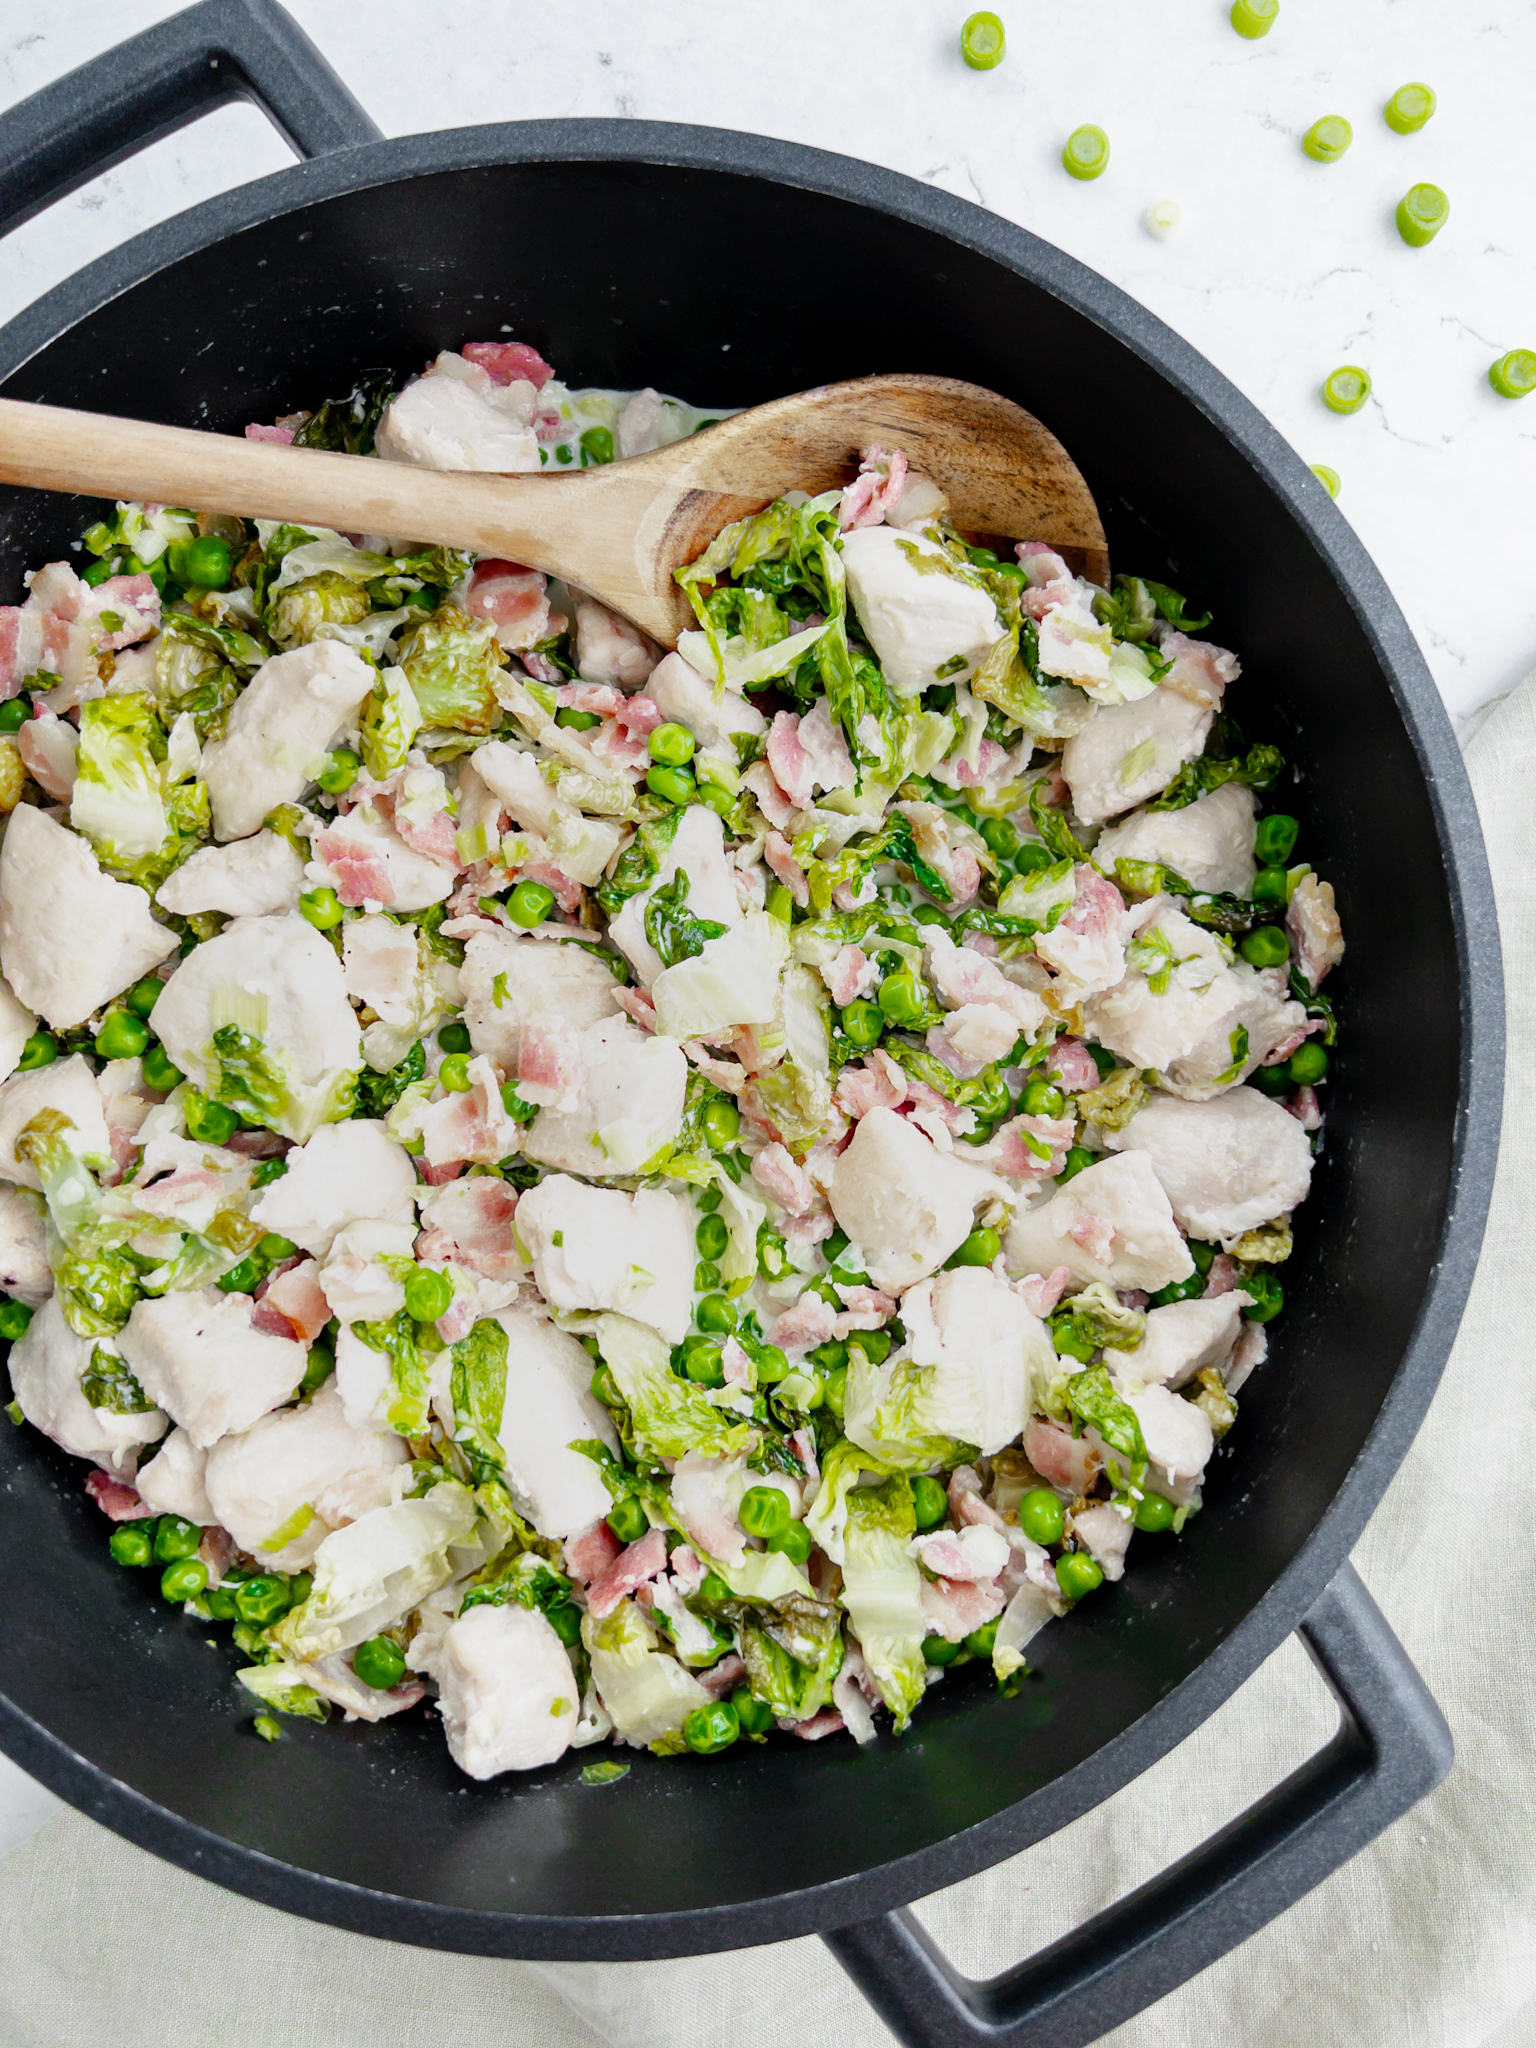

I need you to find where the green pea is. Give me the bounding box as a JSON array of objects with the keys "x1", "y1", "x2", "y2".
[
  {"x1": 1150, "y1": 1272, "x2": 1206, "y2": 1305},
  {"x1": 298, "y1": 886, "x2": 344, "y2": 931},
  {"x1": 1134, "y1": 1492, "x2": 1177, "y2": 1534},
  {"x1": 236, "y1": 1575, "x2": 292, "y2": 1624},
  {"x1": 1052, "y1": 1320, "x2": 1096, "y2": 1363},
  {"x1": 1254, "y1": 816, "x2": 1298, "y2": 865},
  {"x1": 754, "y1": 1344, "x2": 790, "y2": 1387},
  {"x1": 1251, "y1": 866, "x2": 1290, "y2": 907},
  {"x1": 17, "y1": 1030, "x2": 58, "y2": 1072},
  {"x1": 167, "y1": 534, "x2": 233, "y2": 589},
  {"x1": 316, "y1": 747, "x2": 360, "y2": 796},
  {"x1": 1057, "y1": 1145, "x2": 1094, "y2": 1185},
  {"x1": 0, "y1": 1296, "x2": 33, "y2": 1342},
  {"x1": 684, "y1": 1700, "x2": 740, "y2": 1754},
  {"x1": 878, "y1": 972, "x2": 926, "y2": 1027},
  {"x1": 1303, "y1": 114, "x2": 1352, "y2": 163},
  {"x1": 963, "y1": 1618, "x2": 1000, "y2": 1658},
  {"x1": 1018, "y1": 1488, "x2": 1066, "y2": 1546},
  {"x1": 141, "y1": 1044, "x2": 184, "y2": 1093},
  {"x1": 696, "y1": 1213, "x2": 730, "y2": 1262},
  {"x1": 1229, "y1": 0, "x2": 1277, "y2": 35},
  {"x1": 912, "y1": 902, "x2": 950, "y2": 927},
  {"x1": 1239, "y1": 925, "x2": 1291, "y2": 969},
  {"x1": 507, "y1": 879, "x2": 555, "y2": 928},
  {"x1": 695, "y1": 782, "x2": 735, "y2": 817},
  {"x1": 126, "y1": 976, "x2": 164, "y2": 1020},
  {"x1": 681, "y1": 1337, "x2": 725, "y2": 1386},
  {"x1": 579, "y1": 426, "x2": 616, "y2": 467},
  {"x1": 696, "y1": 1183, "x2": 723, "y2": 1214},
  {"x1": 1056, "y1": 1551, "x2": 1104, "y2": 1601},
  {"x1": 205, "y1": 1586, "x2": 238, "y2": 1619},
  {"x1": 949, "y1": 1226, "x2": 1000, "y2": 1268},
  {"x1": 1021, "y1": 1077, "x2": 1067, "y2": 1118},
  {"x1": 696, "y1": 1293, "x2": 738, "y2": 1335},
  {"x1": 732, "y1": 1687, "x2": 776, "y2": 1736},
  {"x1": 155, "y1": 1516, "x2": 205, "y2": 1564},
  {"x1": 648, "y1": 722, "x2": 696, "y2": 768},
  {"x1": 546, "y1": 1601, "x2": 583, "y2": 1647},
  {"x1": 161, "y1": 1557, "x2": 208, "y2": 1602},
  {"x1": 1189, "y1": 1240, "x2": 1218, "y2": 1274},
  {"x1": 257, "y1": 1234, "x2": 298, "y2": 1263},
  {"x1": 766, "y1": 883, "x2": 794, "y2": 925},
  {"x1": 923, "y1": 1634, "x2": 964, "y2": 1665},
  {"x1": 438, "y1": 1052, "x2": 471, "y2": 1093},
  {"x1": 1013, "y1": 843, "x2": 1055, "y2": 874},
  {"x1": 694, "y1": 1259, "x2": 722, "y2": 1291},
  {"x1": 979, "y1": 816, "x2": 1020, "y2": 861},
  {"x1": 501, "y1": 1081, "x2": 537, "y2": 1122},
  {"x1": 819, "y1": 1362, "x2": 847, "y2": 1420},
  {"x1": 1062, "y1": 124, "x2": 1110, "y2": 180},
  {"x1": 1384, "y1": 81, "x2": 1435, "y2": 134},
  {"x1": 216, "y1": 1255, "x2": 263, "y2": 1295},
  {"x1": 851, "y1": 1329, "x2": 891, "y2": 1367},
  {"x1": 1311, "y1": 464, "x2": 1341, "y2": 498},
  {"x1": 808, "y1": 1338, "x2": 847, "y2": 1373},
  {"x1": 911, "y1": 1474, "x2": 949, "y2": 1531},
  {"x1": 1243, "y1": 1271, "x2": 1284, "y2": 1323},
  {"x1": 840, "y1": 999, "x2": 884, "y2": 1048},
  {"x1": 607, "y1": 1496, "x2": 650, "y2": 1545},
  {"x1": 1288, "y1": 1042, "x2": 1328, "y2": 1086},
  {"x1": 94, "y1": 1011, "x2": 150, "y2": 1061},
  {"x1": 352, "y1": 1636, "x2": 407, "y2": 1690},
  {"x1": 0, "y1": 694, "x2": 32, "y2": 734},
  {"x1": 960, "y1": 9, "x2": 1005, "y2": 69},
  {"x1": 739, "y1": 1485, "x2": 792, "y2": 1543},
  {"x1": 404, "y1": 1267, "x2": 453, "y2": 1322},
  {"x1": 555, "y1": 706, "x2": 600, "y2": 731},
  {"x1": 701, "y1": 1099, "x2": 740, "y2": 1149},
  {"x1": 646, "y1": 764, "x2": 696, "y2": 808},
  {"x1": 1489, "y1": 351, "x2": 1536, "y2": 401},
  {"x1": 437, "y1": 1019, "x2": 472, "y2": 1054},
  {"x1": 109, "y1": 1524, "x2": 154, "y2": 1568},
  {"x1": 1397, "y1": 183, "x2": 1449, "y2": 248},
  {"x1": 299, "y1": 1339, "x2": 335, "y2": 1395},
  {"x1": 1322, "y1": 365, "x2": 1371, "y2": 415}
]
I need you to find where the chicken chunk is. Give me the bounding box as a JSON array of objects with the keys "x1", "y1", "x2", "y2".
[
  {"x1": 523, "y1": 1016, "x2": 687, "y2": 1176},
  {"x1": 607, "y1": 804, "x2": 742, "y2": 987},
  {"x1": 459, "y1": 929, "x2": 620, "y2": 1074},
  {"x1": 1083, "y1": 904, "x2": 1245, "y2": 1075},
  {"x1": 1103, "y1": 1292, "x2": 1249, "y2": 1390},
  {"x1": 0, "y1": 1054, "x2": 113, "y2": 1189},
  {"x1": 1004, "y1": 1150, "x2": 1194, "y2": 1293},
  {"x1": 436, "y1": 1602, "x2": 580, "y2": 1778},
  {"x1": 374, "y1": 351, "x2": 540, "y2": 472},
  {"x1": 827, "y1": 1107, "x2": 1012, "y2": 1295},
  {"x1": 840, "y1": 526, "x2": 1005, "y2": 698},
  {"x1": 1095, "y1": 782, "x2": 1258, "y2": 897},
  {"x1": 0, "y1": 976, "x2": 34, "y2": 1085},
  {"x1": 644, "y1": 650, "x2": 767, "y2": 762},
  {"x1": 516, "y1": 1175, "x2": 695, "y2": 1344},
  {"x1": 7, "y1": 1297, "x2": 167, "y2": 1471},
  {"x1": 0, "y1": 804, "x2": 177, "y2": 1028},
  {"x1": 1288, "y1": 872, "x2": 1345, "y2": 987},
  {"x1": 1160, "y1": 964, "x2": 1309, "y2": 1101},
  {"x1": 1122, "y1": 1383, "x2": 1215, "y2": 1486},
  {"x1": 118, "y1": 1289, "x2": 307, "y2": 1449},
  {"x1": 491, "y1": 1310, "x2": 620, "y2": 1538},
  {"x1": 1105, "y1": 1086, "x2": 1314, "y2": 1246},
  {"x1": 154, "y1": 829, "x2": 306, "y2": 917},
  {"x1": 1060, "y1": 689, "x2": 1214, "y2": 825},
  {"x1": 319, "y1": 1218, "x2": 418, "y2": 1324},
  {"x1": 203, "y1": 1378, "x2": 407, "y2": 1570},
  {"x1": 470, "y1": 740, "x2": 628, "y2": 886},
  {"x1": 883, "y1": 1265, "x2": 1054, "y2": 1455},
  {"x1": 200, "y1": 640, "x2": 375, "y2": 841},
  {"x1": 341, "y1": 914, "x2": 421, "y2": 1032},
  {"x1": 573, "y1": 596, "x2": 661, "y2": 689},
  {"x1": 306, "y1": 806, "x2": 455, "y2": 914},
  {"x1": 0, "y1": 1185, "x2": 49, "y2": 1304},
  {"x1": 133, "y1": 1426, "x2": 214, "y2": 1523},
  {"x1": 151, "y1": 911, "x2": 362, "y2": 1142},
  {"x1": 249, "y1": 1118, "x2": 417, "y2": 1258}
]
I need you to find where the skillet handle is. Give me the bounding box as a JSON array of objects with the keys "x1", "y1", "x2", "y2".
[
  {"x1": 0, "y1": 0, "x2": 381, "y2": 241},
  {"x1": 823, "y1": 1563, "x2": 1450, "y2": 2048}
]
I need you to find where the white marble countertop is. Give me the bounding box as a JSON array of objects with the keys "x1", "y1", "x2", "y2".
[{"x1": 0, "y1": 0, "x2": 1532, "y2": 1855}]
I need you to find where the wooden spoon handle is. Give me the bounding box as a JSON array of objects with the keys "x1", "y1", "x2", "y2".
[{"x1": 0, "y1": 396, "x2": 629, "y2": 574}]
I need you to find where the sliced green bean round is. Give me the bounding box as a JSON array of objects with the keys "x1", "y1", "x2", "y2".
[
  {"x1": 1062, "y1": 125, "x2": 1110, "y2": 181},
  {"x1": 1384, "y1": 82, "x2": 1435, "y2": 134},
  {"x1": 1303, "y1": 115, "x2": 1352, "y2": 163},
  {"x1": 960, "y1": 11, "x2": 1005, "y2": 69},
  {"x1": 1322, "y1": 365, "x2": 1371, "y2": 415},
  {"x1": 1396, "y1": 183, "x2": 1448, "y2": 248},
  {"x1": 1489, "y1": 350, "x2": 1536, "y2": 400}
]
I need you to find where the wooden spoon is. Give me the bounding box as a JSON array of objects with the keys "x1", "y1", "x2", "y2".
[{"x1": 0, "y1": 374, "x2": 1107, "y2": 644}]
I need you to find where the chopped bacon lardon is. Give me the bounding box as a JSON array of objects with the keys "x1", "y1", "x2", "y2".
[
  {"x1": 1203, "y1": 1254, "x2": 1238, "y2": 1298},
  {"x1": 968, "y1": 1111, "x2": 1074, "y2": 1180},
  {"x1": 1017, "y1": 1265, "x2": 1072, "y2": 1317},
  {"x1": 668, "y1": 1544, "x2": 706, "y2": 1597},
  {"x1": 1023, "y1": 1418, "x2": 1104, "y2": 1497},
  {"x1": 520, "y1": 859, "x2": 585, "y2": 916},
  {"x1": 245, "y1": 422, "x2": 296, "y2": 443},
  {"x1": 1061, "y1": 863, "x2": 1126, "y2": 941},
  {"x1": 1015, "y1": 542, "x2": 1076, "y2": 621},
  {"x1": 721, "y1": 1337, "x2": 754, "y2": 1389},
  {"x1": 462, "y1": 340, "x2": 554, "y2": 389},
  {"x1": 415, "y1": 1175, "x2": 520, "y2": 1280},
  {"x1": 419, "y1": 1159, "x2": 463, "y2": 1187},
  {"x1": 612, "y1": 985, "x2": 657, "y2": 1033},
  {"x1": 832, "y1": 1284, "x2": 896, "y2": 1334},
  {"x1": 85, "y1": 1469, "x2": 155, "y2": 1521},
  {"x1": 391, "y1": 803, "x2": 460, "y2": 871},
  {"x1": 1158, "y1": 630, "x2": 1240, "y2": 711},
  {"x1": 1067, "y1": 1208, "x2": 1117, "y2": 1263},
  {"x1": 586, "y1": 1525, "x2": 669, "y2": 1618},
  {"x1": 751, "y1": 1141, "x2": 816, "y2": 1216},
  {"x1": 921, "y1": 1572, "x2": 1007, "y2": 1642},
  {"x1": 789, "y1": 1708, "x2": 847, "y2": 1741},
  {"x1": 763, "y1": 831, "x2": 810, "y2": 908},
  {"x1": 516, "y1": 1022, "x2": 583, "y2": 1109},
  {"x1": 564, "y1": 1518, "x2": 623, "y2": 1587},
  {"x1": 466, "y1": 555, "x2": 553, "y2": 655},
  {"x1": 901, "y1": 1075, "x2": 976, "y2": 1140},
  {"x1": 742, "y1": 759, "x2": 796, "y2": 831},
  {"x1": 765, "y1": 712, "x2": 814, "y2": 809},
  {"x1": 769, "y1": 1294, "x2": 838, "y2": 1352},
  {"x1": 1048, "y1": 1037, "x2": 1102, "y2": 1095},
  {"x1": 821, "y1": 944, "x2": 872, "y2": 1008},
  {"x1": 1291, "y1": 1084, "x2": 1323, "y2": 1132},
  {"x1": 839, "y1": 443, "x2": 909, "y2": 530},
  {"x1": 590, "y1": 690, "x2": 663, "y2": 772},
  {"x1": 257, "y1": 1258, "x2": 331, "y2": 1343},
  {"x1": 311, "y1": 828, "x2": 397, "y2": 908},
  {"x1": 435, "y1": 1295, "x2": 478, "y2": 1344},
  {"x1": 1266, "y1": 1015, "x2": 1326, "y2": 1066},
  {"x1": 834, "y1": 1050, "x2": 907, "y2": 1121},
  {"x1": 698, "y1": 1652, "x2": 748, "y2": 1701},
  {"x1": 1070, "y1": 1503, "x2": 1133, "y2": 1582}
]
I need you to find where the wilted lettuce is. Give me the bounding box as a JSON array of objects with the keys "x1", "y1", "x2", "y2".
[
  {"x1": 266, "y1": 571, "x2": 373, "y2": 649},
  {"x1": 581, "y1": 1597, "x2": 709, "y2": 1747},
  {"x1": 840, "y1": 1475, "x2": 925, "y2": 1729},
  {"x1": 450, "y1": 1316, "x2": 508, "y2": 1482},
  {"x1": 358, "y1": 666, "x2": 423, "y2": 779},
  {"x1": 397, "y1": 604, "x2": 503, "y2": 735},
  {"x1": 274, "y1": 1479, "x2": 479, "y2": 1661},
  {"x1": 352, "y1": 1307, "x2": 431, "y2": 1438},
  {"x1": 71, "y1": 696, "x2": 207, "y2": 890},
  {"x1": 595, "y1": 1312, "x2": 754, "y2": 1465},
  {"x1": 200, "y1": 1023, "x2": 356, "y2": 1143}
]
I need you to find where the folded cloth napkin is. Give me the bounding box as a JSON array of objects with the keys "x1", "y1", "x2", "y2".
[{"x1": 1, "y1": 678, "x2": 1534, "y2": 2048}]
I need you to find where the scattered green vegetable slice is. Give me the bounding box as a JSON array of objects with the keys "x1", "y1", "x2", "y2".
[
  {"x1": 1144, "y1": 199, "x2": 1180, "y2": 238},
  {"x1": 1062, "y1": 125, "x2": 1110, "y2": 181},
  {"x1": 1229, "y1": 0, "x2": 1277, "y2": 36},
  {"x1": 1396, "y1": 183, "x2": 1449, "y2": 248},
  {"x1": 1321, "y1": 366, "x2": 1371, "y2": 415},
  {"x1": 1303, "y1": 115, "x2": 1352, "y2": 163},
  {"x1": 1489, "y1": 351, "x2": 1536, "y2": 400},
  {"x1": 960, "y1": 10, "x2": 1006, "y2": 69},
  {"x1": 1310, "y1": 464, "x2": 1341, "y2": 498},
  {"x1": 1384, "y1": 82, "x2": 1436, "y2": 134}
]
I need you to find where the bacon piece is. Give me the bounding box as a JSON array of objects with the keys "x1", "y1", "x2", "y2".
[
  {"x1": 1023, "y1": 1418, "x2": 1103, "y2": 1496},
  {"x1": 586, "y1": 1525, "x2": 669, "y2": 1619},
  {"x1": 1048, "y1": 1037, "x2": 1102, "y2": 1095},
  {"x1": 436, "y1": 1295, "x2": 478, "y2": 1343},
  {"x1": 925, "y1": 1025, "x2": 989, "y2": 1081},
  {"x1": 246, "y1": 421, "x2": 295, "y2": 444},
  {"x1": 782, "y1": 1204, "x2": 836, "y2": 1255},
  {"x1": 462, "y1": 340, "x2": 554, "y2": 389},
  {"x1": 311, "y1": 828, "x2": 396, "y2": 908},
  {"x1": 416, "y1": 1176, "x2": 520, "y2": 1281},
  {"x1": 698, "y1": 1652, "x2": 748, "y2": 1701},
  {"x1": 1070, "y1": 1503, "x2": 1133, "y2": 1582},
  {"x1": 901, "y1": 1077, "x2": 975, "y2": 1138},
  {"x1": 521, "y1": 859, "x2": 584, "y2": 916},
  {"x1": 1159, "y1": 631, "x2": 1239, "y2": 711},
  {"x1": 1203, "y1": 1254, "x2": 1238, "y2": 1298},
  {"x1": 821, "y1": 945, "x2": 870, "y2": 1009},
  {"x1": 721, "y1": 1337, "x2": 753, "y2": 1389},
  {"x1": 742, "y1": 760, "x2": 795, "y2": 831},
  {"x1": 766, "y1": 712, "x2": 813, "y2": 808},
  {"x1": 668, "y1": 1544, "x2": 706, "y2": 1597},
  {"x1": 920, "y1": 1573, "x2": 1007, "y2": 1642},
  {"x1": 1062, "y1": 863, "x2": 1126, "y2": 939},
  {"x1": 199, "y1": 1524, "x2": 235, "y2": 1583},
  {"x1": 590, "y1": 689, "x2": 663, "y2": 772},
  {"x1": 1017, "y1": 1265, "x2": 1071, "y2": 1317},
  {"x1": 1015, "y1": 543, "x2": 1076, "y2": 623},
  {"x1": 1068, "y1": 1209, "x2": 1116, "y2": 1263},
  {"x1": 419, "y1": 1058, "x2": 521, "y2": 1168},
  {"x1": 259, "y1": 1258, "x2": 331, "y2": 1343},
  {"x1": 789, "y1": 1709, "x2": 846, "y2": 1741},
  {"x1": 1265, "y1": 1016, "x2": 1326, "y2": 1066},
  {"x1": 839, "y1": 444, "x2": 909, "y2": 530},
  {"x1": 564, "y1": 1517, "x2": 624, "y2": 1587},
  {"x1": 85, "y1": 1469, "x2": 155, "y2": 1521},
  {"x1": 392, "y1": 804, "x2": 460, "y2": 871},
  {"x1": 464, "y1": 558, "x2": 552, "y2": 652},
  {"x1": 557, "y1": 682, "x2": 625, "y2": 719},
  {"x1": 225, "y1": 1128, "x2": 289, "y2": 1159},
  {"x1": 764, "y1": 831, "x2": 810, "y2": 908},
  {"x1": 969, "y1": 1112, "x2": 1074, "y2": 1180},
  {"x1": 769, "y1": 1294, "x2": 838, "y2": 1352},
  {"x1": 832, "y1": 1285, "x2": 896, "y2": 1338},
  {"x1": 1290, "y1": 1084, "x2": 1323, "y2": 1132},
  {"x1": 833, "y1": 1050, "x2": 907, "y2": 1122},
  {"x1": 516, "y1": 1022, "x2": 583, "y2": 1109},
  {"x1": 613, "y1": 985, "x2": 657, "y2": 1033},
  {"x1": 1287, "y1": 874, "x2": 1345, "y2": 988},
  {"x1": 419, "y1": 1158, "x2": 463, "y2": 1187},
  {"x1": 751, "y1": 1141, "x2": 816, "y2": 1216}
]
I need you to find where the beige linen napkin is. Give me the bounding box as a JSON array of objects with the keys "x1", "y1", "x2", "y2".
[{"x1": 2, "y1": 678, "x2": 1533, "y2": 2048}]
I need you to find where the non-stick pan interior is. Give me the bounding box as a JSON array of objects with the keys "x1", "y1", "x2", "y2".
[{"x1": 0, "y1": 155, "x2": 1464, "y2": 1950}]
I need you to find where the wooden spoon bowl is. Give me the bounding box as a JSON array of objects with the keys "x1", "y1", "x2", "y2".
[{"x1": 0, "y1": 373, "x2": 1107, "y2": 643}]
